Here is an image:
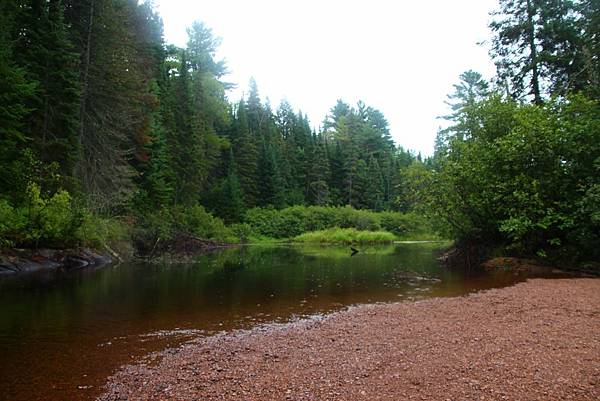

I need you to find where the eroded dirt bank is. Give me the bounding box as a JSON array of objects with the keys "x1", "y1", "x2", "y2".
[{"x1": 99, "y1": 279, "x2": 600, "y2": 401}]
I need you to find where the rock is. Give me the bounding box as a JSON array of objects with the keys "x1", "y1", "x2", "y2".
[{"x1": 0, "y1": 248, "x2": 112, "y2": 275}]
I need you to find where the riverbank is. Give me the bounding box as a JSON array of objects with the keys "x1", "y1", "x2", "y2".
[
  {"x1": 99, "y1": 278, "x2": 600, "y2": 401},
  {"x1": 0, "y1": 248, "x2": 112, "y2": 275}
]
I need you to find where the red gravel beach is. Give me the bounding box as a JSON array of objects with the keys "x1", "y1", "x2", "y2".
[{"x1": 99, "y1": 279, "x2": 600, "y2": 401}]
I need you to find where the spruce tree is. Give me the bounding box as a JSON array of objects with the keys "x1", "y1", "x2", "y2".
[
  {"x1": 232, "y1": 100, "x2": 259, "y2": 207},
  {"x1": 490, "y1": 0, "x2": 585, "y2": 103},
  {"x1": 306, "y1": 139, "x2": 331, "y2": 205},
  {"x1": 17, "y1": 0, "x2": 81, "y2": 190},
  {"x1": 0, "y1": 1, "x2": 37, "y2": 201}
]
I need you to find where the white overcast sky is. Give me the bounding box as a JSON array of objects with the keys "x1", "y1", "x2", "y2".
[{"x1": 155, "y1": 0, "x2": 498, "y2": 156}]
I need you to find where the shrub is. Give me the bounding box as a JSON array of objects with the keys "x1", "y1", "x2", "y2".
[
  {"x1": 171, "y1": 204, "x2": 231, "y2": 240},
  {"x1": 0, "y1": 200, "x2": 26, "y2": 247},
  {"x1": 132, "y1": 204, "x2": 235, "y2": 254},
  {"x1": 229, "y1": 223, "x2": 254, "y2": 243},
  {"x1": 0, "y1": 184, "x2": 82, "y2": 248},
  {"x1": 244, "y1": 206, "x2": 411, "y2": 239},
  {"x1": 76, "y1": 212, "x2": 130, "y2": 249},
  {"x1": 294, "y1": 228, "x2": 396, "y2": 244},
  {"x1": 37, "y1": 189, "x2": 81, "y2": 246}
]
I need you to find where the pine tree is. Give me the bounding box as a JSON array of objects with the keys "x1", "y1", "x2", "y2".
[
  {"x1": 306, "y1": 138, "x2": 331, "y2": 205},
  {"x1": 246, "y1": 78, "x2": 263, "y2": 135},
  {"x1": 490, "y1": 0, "x2": 584, "y2": 103},
  {"x1": 365, "y1": 156, "x2": 385, "y2": 211},
  {"x1": 17, "y1": 0, "x2": 81, "y2": 190},
  {"x1": 0, "y1": 1, "x2": 38, "y2": 200},
  {"x1": 579, "y1": 0, "x2": 600, "y2": 99},
  {"x1": 232, "y1": 100, "x2": 259, "y2": 207},
  {"x1": 133, "y1": 79, "x2": 174, "y2": 212},
  {"x1": 207, "y1": 150, "x2": 245, "y2": 223},
  {"x1": 257, "y1": 141, "x2": 286, "y2": 208},
  {"x1": 169, "y1": 50, "x2": 206, "y2": 205},
  {"x1": 64, "y1": 0, "x2": 165, "y2": 209}
]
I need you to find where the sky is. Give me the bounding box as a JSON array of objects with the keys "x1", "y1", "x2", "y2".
[{"x1": 155, "y1": 0, "x2": 498, "y2": 156}]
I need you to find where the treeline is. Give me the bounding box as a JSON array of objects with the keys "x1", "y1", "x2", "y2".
[
  {"x1": 0, "y1": 0, "x2": 419, "y2": 249},
  {"x1": 413, "y1": 0, "x2": 600, "y2": 264}
]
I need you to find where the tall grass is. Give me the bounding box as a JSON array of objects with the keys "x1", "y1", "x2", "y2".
[{"x1": 293, "y1": 227, "x2": 397, "y2": 244}]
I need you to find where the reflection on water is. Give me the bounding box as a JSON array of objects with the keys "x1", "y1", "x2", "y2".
[{"x1": 0, "y1": 243, "x2": 567, "y2": 401}]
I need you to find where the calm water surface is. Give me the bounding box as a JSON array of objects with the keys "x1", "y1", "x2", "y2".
[{"x1": 0, "y1": 243, "x2": 567, "y2": 401}]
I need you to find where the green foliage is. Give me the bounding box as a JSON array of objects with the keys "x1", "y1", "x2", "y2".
[
  {"x1": 132, "y1": 204, "x2": 234, "y2": 253},
  {"x1": 421, "y1": 91, "x2": 600, "y2": 262},
  {"x1": 76, "y1": 212, "x2": 130, "y2": 250},
  {"x1": 293, "y1": 228, "x2": 396, "y2": 244},
  {"x1": 0, "y1": 200, "x2": 26, "y2": 248},
  {"x1": 228, "y1": 223, "x2": 253, "y2": 243},
  {"x1": 171, "y1": 205, "x2": 230, "y2": 240},
  {"x1": 0, "y1": 184, "x2": 82, "y2": 248},
  {"x1": 243, "y1": 205, "x2": 436, "y2": 240}
]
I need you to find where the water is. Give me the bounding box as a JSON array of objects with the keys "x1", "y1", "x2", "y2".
[{"x1": 0, "y1": 243, "x2": 566, "y2": 401}]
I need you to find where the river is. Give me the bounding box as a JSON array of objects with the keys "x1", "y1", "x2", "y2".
[{"x1": 0, "y1": 243, "x2": 568, "y2": 401}]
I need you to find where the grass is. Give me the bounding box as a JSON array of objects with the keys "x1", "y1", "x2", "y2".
[{"x1": 293, "y1": 227, "x2": 397, "y2": 244}]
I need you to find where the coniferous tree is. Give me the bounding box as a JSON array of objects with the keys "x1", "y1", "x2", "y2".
[
  {"x1": 65, "y1": 0, "x2": 164, "y2": 210},
  {"x1": 232, "y1": 100, "x2": 259, "y2": 207},
  {"x1": 366, "y1": 156, "x2": 385, "y2": 210},
  {"x1": 0, "y1": 1, "x2": 38, "y2": 201},
  {"x1": 257, "y1": 141, "x2": 286, "y2": 208},
  {"x1": 168, "y1": 50, "x2": 206, "y2": 205},
  {"x1": 306, "y1": 138, "x2": 331, "y2": 205},
  {"x1": 579, "y1": 0, "x2": 600, "y2": 99},
  {"x1": 16, "y1": 0, "x2": 81, "y2": 190},
  {"x1": 207, "y1": 149, "x2": 245, "y2": 222},
  {"x1": 490, "y1": 0, "x2": 586, "y2": 103}
]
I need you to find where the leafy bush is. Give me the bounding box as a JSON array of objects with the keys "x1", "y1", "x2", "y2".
[
  {"x1": 132, "y1": 204, "x2": 234, "y2": 254},
  {"x1": 243, "y1": 205, "x2": 435, "y2": 240},
  {"x1": 0, "y1": 200, "x2": 26, "y2": 247},
  {"x1": 413, "y1": 94, "x2": 600, "y2": 262},
  {"x1": 229, "y1": 223, "x2": 254, "y2": 243},
  {"x1": 334, "y1": 207, "x2": 380, "y2": 231},
  {"x1": 76, "y1": 212, "x2": 130, "y2": 250},
  {"x1": 171, "y1": 205, "x2": 231, "y2": 240},
  {"x1": 0, "y1": 184, "x2": 82, "y2": 248},
  {"x1": 36, "y1": 189, "x2": 81, "y2": 246},
  {"x1": 294, "y1": 228, "x2": 396, "y2": 244}
]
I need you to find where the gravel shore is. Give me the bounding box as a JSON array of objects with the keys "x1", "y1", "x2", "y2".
[{"x1": 99, "y1": 279, "x2": 600, "y2": 401}]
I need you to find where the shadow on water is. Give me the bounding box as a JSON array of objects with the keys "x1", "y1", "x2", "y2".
[{"x1": 0, "y1": 242, "x2": 572, "y2": 401}]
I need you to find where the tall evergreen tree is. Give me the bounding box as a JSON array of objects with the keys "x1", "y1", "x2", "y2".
[
  {"x1": 65, "y1": 0, "x2": 164, "y2": 210},
  {"x1": 17, "y1": 0, "x2": 81, "y2": 190},
  {"x1": 232, "y1": 100, "x2": 259, "y2": 207},
  {"x1": 0, "y1": 1, "x2": 37, "y2": 201},
  {"x1": 306, "y1": 138, "x2": 331, "y2": 205},
  {"x1": 206, "y1": 149, "x2": 245, "y2": 223},
  {"x1": 490, "y1": 0, "x2": 585, "y2": 103}
]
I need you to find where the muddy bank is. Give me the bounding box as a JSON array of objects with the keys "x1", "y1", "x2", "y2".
[
  {"x1": 0, "y1": 248, "x2": 112, "y2": 275},
  {"x1": 99, "y1": 279, "x2": 600, "y2": 401}
]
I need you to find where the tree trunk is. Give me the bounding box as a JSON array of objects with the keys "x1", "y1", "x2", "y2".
[{"x1": 526, "y1": 0, "x2": 542, "y2": 105}]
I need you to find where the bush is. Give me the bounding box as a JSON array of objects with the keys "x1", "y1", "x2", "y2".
[
  {"x1": 0, "y1": 184, "x2": 82, "y2": 248},
  {"x1": 243, "y1": 205, "x2": 434, "y2": 239},
  {"x1": 229, "y1": 223, "x2": 254, "y2": 243},
  {"x1": 0, "y1": 200, "x2": 26, "y2": 247},
  {"x1": 36, "y1": 189, "x2": 81, "y2": 246},
  {"x1": 334, "y1": 207, "x2": 380, "y2": 231},
  {"x1": 171, "y1": 205, "x2": 231, "y2": 240},
  {"x1": 294, "y1": 228, "x2": 396, "y2": 244},
  {"x1": 132, "y1": 204, "x2": 235, "y2": 254},
  {"x1": 76, "y1": 212, "x2": 130, "y2": 250}
]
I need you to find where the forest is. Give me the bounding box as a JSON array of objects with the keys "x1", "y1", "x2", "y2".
[{"x1": 0, "y1": 0, "x2": 598, "y2": 266}]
